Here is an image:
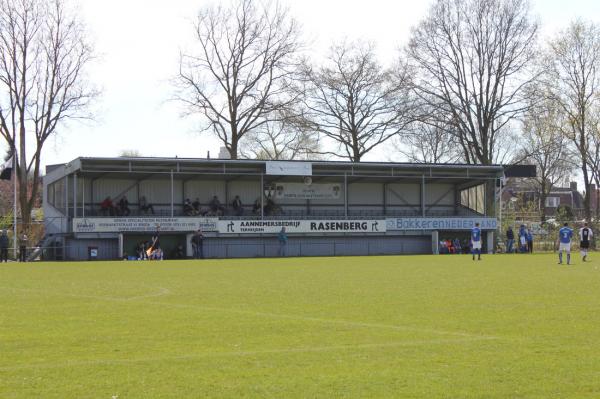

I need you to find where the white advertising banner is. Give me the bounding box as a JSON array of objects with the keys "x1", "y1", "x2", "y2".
[
  {"x1": 386, "y1": 217, "x2": 497, "y2": 231},
  {"x1": 73, "y1": 217, "x2": 218, "y2": 233},
  {"x1": 218, "y1": 219, "x2": 386, "y2": 234},
  {"x1": 272, "y1": 183, "x2": 342, "y2": 200},
  {"x1": 266, "y1": 161, "x2": 312, "y2": 176}
]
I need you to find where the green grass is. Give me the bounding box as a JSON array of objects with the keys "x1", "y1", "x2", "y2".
[{"x1": 2, "y1": 254, "x2": 600, "y2": 398}]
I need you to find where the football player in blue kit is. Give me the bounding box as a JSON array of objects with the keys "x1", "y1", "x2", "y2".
[
  {"x1": 471, "y1": 222, "x2": 482, "y2": 261},
  {"x1": 557, "y1": 222, "x2": 573, "y2": 265}
]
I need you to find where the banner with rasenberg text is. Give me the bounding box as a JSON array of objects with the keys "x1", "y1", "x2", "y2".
[{"x1": 218, "y1": 219, "x2": 386, "y2": 234}]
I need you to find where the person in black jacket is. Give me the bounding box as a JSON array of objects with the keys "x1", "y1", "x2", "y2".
[
  {"x1": 19, "y1": 233, "x2": 28, "y2": 262},
  {"x1": 506, "y1": 226, "x2": 515, "y2": 253},
  {"x1": 191, "y1": 229, "x2": 204, "y2": 259},
  {"x1": 0, "y1": 230, "x2": 9, "y2": 262}
]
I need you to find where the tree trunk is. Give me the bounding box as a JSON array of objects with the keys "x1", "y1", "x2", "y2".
[
  {"x1": 582, "y1": 165, "x2": 592, "y2": 223},
  {"x1": 539, "y1": 183, "x2": 547, "y2": 223}
]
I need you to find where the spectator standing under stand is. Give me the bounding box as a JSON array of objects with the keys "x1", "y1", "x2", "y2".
[
  {"x1": 506, "y1": 226, "x2": 515, "y2": 253},
  {"x1": 19, "y1": 233, "x2": 28, "y2": 262},
  {"x1": 0, "y1": 230, "x2": 9, "y2": 262},
  {"x1": 439, "y1": 240, "x2": 448, "y2": 254},
  {"x1": 192, "y1": 198, "x2": 202, "y2": 214},
  {"x1": 252, "y1": 198, "x2": 261, "y2": 214},
  {"x1": 264, "y1": 196, "x2": 278, "y2": 216},
  {"x1": 100, "y1": 196, "x2": 115, "y2": 216},
  {"x1": 526, "y1": 227, "x2": 533, "y2": 253},
  {"x1": 278, "y1": 227, "x2": 288, "y2": 257},
  {"x1": 232, "y1": 195, "x2": 243, "y2": 216},
  {"x1": 183, "y1": 199, "x2": 196, "y2": 216},
  {"x1": 139, "y1": 196, "x2": 155, "y2": 215},
  {"x1": 191, "y1": 229, "x2": 204, "y2": 259},
  {"x1": 118, "y1": 195, "x2": 130, "y2": 216},
  {"x1": 209, "y1": 196, "x2": 224, "y2": 215},
  {"x1": 518, "y1": 224, "x2": 527, "y2": 253},
  {"x1": 453, "y1": 238, "x2": 462, "y2": 254}
]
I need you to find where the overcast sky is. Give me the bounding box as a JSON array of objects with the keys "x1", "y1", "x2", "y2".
[{"x1": 42, "y1": 0, "x2": 600, "y2": 167}]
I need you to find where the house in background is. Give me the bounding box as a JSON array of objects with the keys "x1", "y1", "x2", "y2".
[{"x1": 502, "y1": 179, "x2": 587, "y2": 219}]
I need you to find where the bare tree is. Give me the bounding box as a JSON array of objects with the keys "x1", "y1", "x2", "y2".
[
  {"x1": 519, "y1": 95, "x2": 573, "y2": 221},
  {"x1": 545, "y1": 20, "x2": 600, "y2": 223},
  {"x1": 241, "y1": 111, "x2": 320, "y2": 160},
  {"x1": 176, "y1": 0, "x2": 301, "y2": 159},
  {"x1": 586, "y1": 105, "x2": 600, "y2": 219},
  {"x1": 406, "y1": 0, "x2": 538, "y2": 165},
  {"x1": 0, "y1": 0, "x2": 96, "y2": 227},
  {"x1": 301, "y1": 41, "x2": 414, "y2": 162},
  {"x1": 119, "y1": 149, "x2": 142, "y2": 157},
  {"x1": 396, "y1": 108, "x2": 462, "y2": 163}
]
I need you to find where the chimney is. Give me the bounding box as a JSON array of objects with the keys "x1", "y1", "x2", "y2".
[{"x1": 570, "y1": 181, "x2": 578, "y2": 192}]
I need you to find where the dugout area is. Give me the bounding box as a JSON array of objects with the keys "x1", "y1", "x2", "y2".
[{"x1": 122, "y1": 233, "x2": 187, "y2": 260}]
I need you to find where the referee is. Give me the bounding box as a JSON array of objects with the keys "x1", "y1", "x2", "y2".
[{"x1": 580, "y1": 223, "x2": 593, "y2": 262}]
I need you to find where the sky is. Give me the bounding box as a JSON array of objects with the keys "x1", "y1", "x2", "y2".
[{"x1": 38, "y1": 0, "x2": 600, "y2": 168}]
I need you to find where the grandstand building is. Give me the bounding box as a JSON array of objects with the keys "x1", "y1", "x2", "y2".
[{"x1": 42, "y1": 157, "x2": 505, "y2": 260}]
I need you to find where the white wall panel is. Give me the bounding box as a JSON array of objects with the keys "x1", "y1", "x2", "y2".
[
  {"x1": 348, "y1": 183, "x2": 383, "y2": 204},
  {"x1": 386, "y1": 183, "x2": 420, "y2": 205},
  {"x1": 425, "y1": 184, "x2": 455, "y2": 206}
]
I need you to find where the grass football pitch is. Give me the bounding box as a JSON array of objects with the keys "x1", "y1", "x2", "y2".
[{"x1": 2, "y1": 254, "x2": 600, "y2": 398}]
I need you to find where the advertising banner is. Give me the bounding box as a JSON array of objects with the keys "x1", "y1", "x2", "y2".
[
  {"x1": 265, "y1": 161, "x2": 312, "y2": 176},
  {"x1": 218, "y1": 219, "x2": 386, "y2": 234},
  {"x1": 386, "y1": 217, "x2": 497, "y2": 231},
  {"x1": 73, "y1": 217, "x2": 218, "y2": 233},
  {"x1": 271, "y1": 182, "x2": 342, "y2": 200}
]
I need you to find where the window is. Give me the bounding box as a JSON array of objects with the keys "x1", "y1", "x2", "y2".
[
  {"x1": 545, "y1": 197, "x2": 560, "y2": 208},
  {"x1": 460, "y1": 184, "x2": 486, "y2": 214},
  {"x1": 48, "y1": 178, "x2": 66, "y2": 209}
]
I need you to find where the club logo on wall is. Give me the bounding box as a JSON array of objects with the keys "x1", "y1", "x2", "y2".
[{"x1": 269, "y1": 183, "x2": 342, "y2": 200}]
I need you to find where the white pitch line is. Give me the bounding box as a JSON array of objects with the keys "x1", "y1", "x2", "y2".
[
  {"x1": 0, "y1": 336, "x2": 499, "y2": 372},
  {"x1": 0, "y1": 286, "x2": 498, "y2": 339},
  {"x1": 0, "y1": 285, "x2": 171, "y2": 302},
  {"x1": 142, "y1": 300, "x2": 500, "y2": 340}
]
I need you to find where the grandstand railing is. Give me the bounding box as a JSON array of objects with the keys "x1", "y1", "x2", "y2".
[{"x1": 70, "y1": 205, "x2": 465, "y2": 219}]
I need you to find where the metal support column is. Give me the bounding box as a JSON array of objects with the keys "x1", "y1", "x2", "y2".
[
  {"x1": 90, "y1": 179, "x2": 94, "y2": 214},
  {"x1": 82, "y1": 177, "x2": 85, "y2": 217},
  {"x1": 344, "y1": 173, "x2": 348, "y2": 218},
  {"x1": 497, "y1": 177, "x2": 503, "y2": 241},
  {"x1": 383, "y1": 183, "x2": 387, "y2": 215},
  {"x1": 170, "y1": 170, "x2": 174, "y2": 217},
  {"x1": 73, "y1": 173, "x2": 77, "y2": 218},
  {"x1": 65, "y1": 174, "x2": 69, "y2": 218},
  {"x1": 421, "y1": 175, "x2": 426, "y2": 217},
  {"x1": 260, "y1": 174, "x2": 264, "y2": 219}
]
